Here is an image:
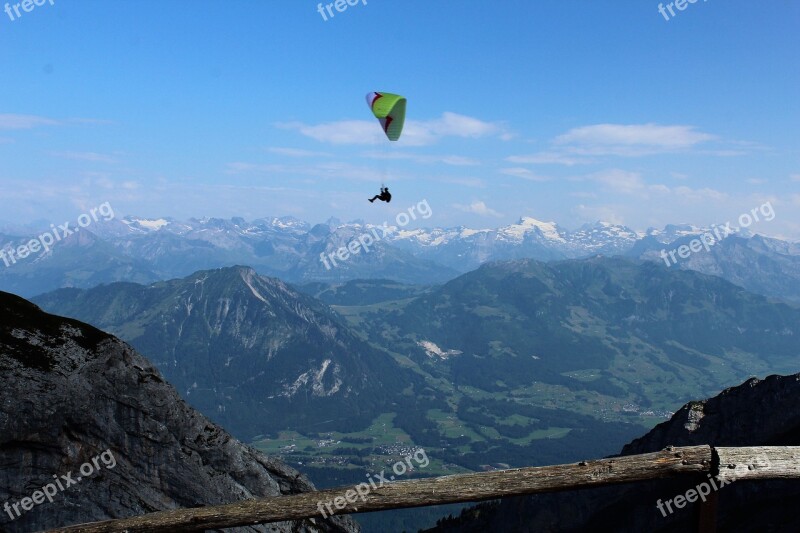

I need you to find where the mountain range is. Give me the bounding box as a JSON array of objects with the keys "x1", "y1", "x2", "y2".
[
  {"x1": 33, "y1": 257, "x2": 800, "y2": 478},
  {"x1": 2, "y1": 215, "x2": 799, "y2": 303},
  {"x1": 5, "y1": 275, "x2": 800, "y2": 531}
]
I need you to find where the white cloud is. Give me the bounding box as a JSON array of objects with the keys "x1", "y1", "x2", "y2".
[
  {"x1": 573, "y1": 204, "x2": 625, "y2": 225},
  {"x1": 746, "y1": 178, "x2": 767, "y2": 185},
  {"x1": 441, "y1": 176, "x2": 486, "y2": 188},
  {"x1": 267, "y1": 147, "x2": 333, "y2": 158},
  {"x1": 506, "y1": 152, "x2": 590, "y2": 166},
  {"x1": 588, "y1": 169, "x2": 646, "y2": 194},
  {"x1": 582, "y1": 170, "x2": 727, "y2": 202},
  {"x1": 506, "y1": 124, "x2": 719, "y2": 165},
  {"x1": 277, "y1": 120, "x2": 379, "y2": 145},
  {"x1": 361, "y1": 151, "x2": 481, "y2": 166},
  {"x1": 499, "y1": 167, "x2": 550, "y2": 181},
  {"x1": 278, "y1": 112, "x2": 506, "y2": 146},
  {"x1": 453, "y1": 201, "x2": 503, "y2": 217},
  {"x1": 649, "y1": 184, "x2": 671, "y2": 195},
  {"x1": 791, "y1": 174, "x2": 800, "y2": 182},
  {"x1": 0, "y1": 114, "x2": 60, "y2": 130},
  {"x1": 672, "y1": 186, "x2": 728, "y2": 202},
  {"x1": 423, "y1": 112, "x2": 503, "y2": 138},
  {"x1": 440, "y1": 155, "x2": 481, "y2": 166},
  {"x1": 86, "y1": 175, "x2": 139, "y2": 190},
  {"x1": 554, "y1": 123, "x2": 716, "y2": 156}
]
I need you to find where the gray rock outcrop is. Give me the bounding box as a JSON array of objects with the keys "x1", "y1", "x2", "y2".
[{"x1": 0, "y1": 291, "x2": 359, "y2": 533}]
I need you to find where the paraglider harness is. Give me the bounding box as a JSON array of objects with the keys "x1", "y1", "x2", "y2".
[{"x1": 369, "y1": 186, "x2": 391, "y2": 203}]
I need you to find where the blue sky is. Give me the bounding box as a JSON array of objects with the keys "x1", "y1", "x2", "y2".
[{"x1": 1, "y1": 0, "x2": 798, "y2": 238}]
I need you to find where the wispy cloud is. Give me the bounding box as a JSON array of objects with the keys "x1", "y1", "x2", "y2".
[
  {"x1": 506, "y1": 124, "x2": 719, "y2": 167},
  {"x1": 506, "y1": 152, "x2": 590, "y2": 166},
  {"x1": 569, "y1": 191, "x2": 597, "y2": 199},
  {"x1": 554, "y1": 123, "x2": 716, "y2": 156},
  {"x1": 499, "y1": 167, "x2": 550, "y2": 181},
  {"x1": 582, "y1": 169, "x2": 727, "y2": 202},
  {"x1": 50, "y1": 151, "x2": 118, "y2": 163},
  {"x1": 361, "y1": 150, "x2": 481, "y2": 166},
  {"x1": 573, "y1": 204, "x2": 626, "y2": 225},
  {"x1": 0, "y1": 114, "x2": 60, "y2": 130},
  {"x1": 86, "y1": 175, "x2": 140, "y2": 190},
  {"x1": 226, "y1": 162, "x2": 280, "y2": 174},
  {"x1": 453, "y1": 200, "x2": 503, "y2": 217},
  {"x1": 672, "y1": 186, "x2": 728, "y2": 202},
  {"x1": 278, "y1": 112, "x2": 507, "y2": 146},
  {"x1": 277, "y1": 120, "x2": 379, "y2": 145},
  {"x1": 791, "y1": 174, "x2": 800, "y2": 182},
  {"x1": 267, "y1": 147, "x2": 333, "y2": 158},
  {"x1": 419, "y1": 112, "x2": 505, "y2": 139},
  {"x1": 589, "y1": 169, "x2": 647, "y2": 194},
  {"x1": 226, "y1": 160, "x2": 386, "y2": 182}
]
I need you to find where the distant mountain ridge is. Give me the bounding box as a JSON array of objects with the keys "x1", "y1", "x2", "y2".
[
  {"x1": 1, "y1": 214, "x2": 798, "y2": 303},
  {"x1": 352, "y1": 256, "x2": 800, "y2": 419}
]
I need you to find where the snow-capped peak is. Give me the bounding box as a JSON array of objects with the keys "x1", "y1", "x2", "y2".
[{"x1": 498, "y1": 217, "x2": 566, "y2": 243}]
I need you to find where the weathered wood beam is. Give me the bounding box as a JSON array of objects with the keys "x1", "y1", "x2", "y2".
[
  {"x1": 44, "y1": 445, "x2": 712, "y2": 533},
  {"x1": 715, "y1": 446, "x2": 800, "y2": 482}
]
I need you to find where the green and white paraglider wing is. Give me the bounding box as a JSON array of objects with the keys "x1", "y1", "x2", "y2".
[{"x1": 366, "y1": 92, "x2": 406, "y2": 141}]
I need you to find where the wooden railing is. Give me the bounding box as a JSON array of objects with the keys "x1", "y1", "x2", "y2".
[{"x1": 44, "y1": 445, "x2": 800, "y2": 533}]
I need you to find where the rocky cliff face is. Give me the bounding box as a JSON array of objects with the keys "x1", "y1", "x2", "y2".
[
  {"x1": 424, "y1": 373, "x2": 800, "y2": 533},
  {"x1": 623, "y1": 373, "x2": 800, "y2": 453},
  {"x1": 0, "y1": 291, "x2": 358, "y2": 533}
]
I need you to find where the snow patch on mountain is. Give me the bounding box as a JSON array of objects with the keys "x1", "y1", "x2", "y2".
[
  {"x1": 124, "y1": 218, "x2": 170, "y2": 231},
  {"x1": 418, "y1": 340, "x2": 463, "y2": 359}
]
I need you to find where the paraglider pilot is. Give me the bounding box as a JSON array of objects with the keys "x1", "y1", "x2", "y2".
[{"x1": 369, "y1": 187, "x2": 391, "y2": 203}]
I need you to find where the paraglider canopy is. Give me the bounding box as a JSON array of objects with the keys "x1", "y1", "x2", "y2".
[{"x1": 366, "y1": 92, "x2": 406, "y2": 141}]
